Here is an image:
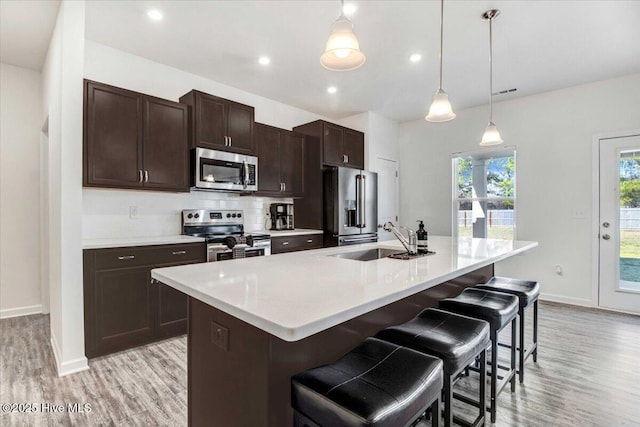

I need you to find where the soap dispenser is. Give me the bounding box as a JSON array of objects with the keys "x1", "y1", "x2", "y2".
[{"x1": 416, "y1": 220, "x2": 429, "y2": 253}]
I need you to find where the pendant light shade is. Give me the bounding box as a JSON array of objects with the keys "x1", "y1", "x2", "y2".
[
  {"x1": 480, "y1": 121, "x2": 504, "y2": 145},
  {"x1": 425, "y1": 0, "x2": 455, "y2": 122},
  {"x1": 320, "y1": 2, "x2": 366, "y2": 71},
  {"x1": 479, "y1": 9, "x2": 503, "y2": 146}
]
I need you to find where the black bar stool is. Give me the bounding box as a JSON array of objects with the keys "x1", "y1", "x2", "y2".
[
  {"x1": 439, "y1": 288, "x2": 518, "y2": 424},
  {"x1": 376, "y1": 308, "x2": 490, "y2": 427},
  {"x1": 476, "y1": 276, "x2": 540, "y2": 383},
  {"x1": 291, "y1": 337, "x2": 444, "y2": 427}
]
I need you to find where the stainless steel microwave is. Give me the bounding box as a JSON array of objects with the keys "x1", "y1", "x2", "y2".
[{"x1": 193, "y1": 148, "x2": 258, "y2": 192}]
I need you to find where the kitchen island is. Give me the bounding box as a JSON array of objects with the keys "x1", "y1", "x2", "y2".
[{"x1": 151, "y1": 236, "x2": 537, "y2": 427}]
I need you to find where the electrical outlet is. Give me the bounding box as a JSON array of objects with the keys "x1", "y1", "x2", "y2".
[
  {"x1": 555, "y1": 264, "x2": 563, "y2": 275},
  {"x1": 129, "y1": 206, "x2": 138, "y2": 219},
  {"x1": 211, "y1": 322, "x2": 229, "y2": 351}
]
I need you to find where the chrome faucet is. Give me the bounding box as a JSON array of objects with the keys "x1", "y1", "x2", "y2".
[{"x1": 383, "y1": 222, "x2": 418, "y2": 255}]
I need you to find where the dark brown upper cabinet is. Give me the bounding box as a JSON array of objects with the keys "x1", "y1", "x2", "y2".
[
  {"x1": 255, "y1": 123, "x2": 304, "y2": 197},
  {"x1": 293, "y1": 120, "x2": 364, "y2": 169},
  {"x1": 179, "y1": 90, "x2": 255, "y2": 155},
  {"x1": 83, "y1": 80, "x2": 189, "y2": 192}
]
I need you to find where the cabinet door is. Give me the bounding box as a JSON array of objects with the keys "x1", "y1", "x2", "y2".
[
  {"x1": 343, "y1": 129, "x2": 365, "y2": 169},
  {"x1": 143, "y1": 97, "x2": 189, "y2": 191},
  {"x1": 85, "y1": 266, "x2": 154, "y2": 358},
  {"x1": 84, "y1": 81, "x2": 143, "y2": 188},
  {"x1": 322, "y1": 123, "x2": 344, "y2": 166},
  {"x1": 281, "y1": 131, "x2": 305, "y2": 196},
  {"x1": 226, "y1": 101, "x2": 255, "y2": 154},
  {"x1": 156, "y1": 282, "x2": 188, "y2": 339},
  {"x1": 256, "y1": 124, "x2": 283, "y2": 194},
  {"x1": 195, "y1": 93, "x2": 227, "y2": 150}
]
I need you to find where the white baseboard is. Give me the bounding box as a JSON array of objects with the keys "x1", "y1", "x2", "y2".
[
  {"x1": 0, "y1": 304, "x2": 43, "y2": 319},
  {"x1": 539, "y1": 293, "x2": 595, "y2": 308},
  {"x1": 50, "y1": 334, "x2": 89, "y2": 377}
]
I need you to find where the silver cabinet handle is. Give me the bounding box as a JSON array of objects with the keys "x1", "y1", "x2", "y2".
[
  {"x1": 139, "y1": 170, "x2": 143, "y2": 183},
  {"x1": 306, "y1": 239, "x2": 313, "y2": 243},
  {"x1": 343, "y1": 154, "x2": 348, "y2": 163},
  {"x1": 118, "y1": 255, "x2": 135, "y2": 260},
  {"x1": 283, "y1": 182, "x2": 286, "y2": 192},
  {"x1": 144, "y1": 170, "x2": 149, "y2": 182},
  {"x1": 282, "y1": 241, "x2": 289, "y2": 246},
  {"x1": 224, "y1": 136, "x2": 228, "y2": 146},
  {"x1": 602, "y1": 234, "x2": 611, "y2": 240},
  {"x1": 229, "y1": 136, "x2": 232, "y2": 146},
  {"x1": 172, "y1": 250, "x2": 186, "y2": 255}
]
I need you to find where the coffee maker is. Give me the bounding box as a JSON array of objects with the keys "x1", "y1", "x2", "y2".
[{"x1": 270, "y1": 203, "x2": 294, "y2": 230}]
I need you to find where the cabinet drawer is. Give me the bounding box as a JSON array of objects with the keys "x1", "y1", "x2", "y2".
[
  {"x1": 92, "y1": 243, "x2": 205, "y2": 270},
  {"x1": 271, "y1": 234, "x2": 323, "y2": 254}
]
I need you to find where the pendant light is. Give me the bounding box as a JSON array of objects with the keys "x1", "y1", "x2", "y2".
[
  {"x1": 480, "y1": 9, "x2": 503, "y2": 146},
  {"x1": 320, "y1": 0, "x2": 366, "y2": 71},
  {"x1": 425, "y1": 0, "x2": 456, "y2": 122}
]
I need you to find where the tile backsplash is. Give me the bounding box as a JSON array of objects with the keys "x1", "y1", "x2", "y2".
[{"x1": 82, "y1": 188, "x2": 292, "y2": 239}]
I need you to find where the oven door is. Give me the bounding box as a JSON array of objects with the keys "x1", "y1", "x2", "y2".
[
  {"x1": 195, "y1": 148, "x2": 257, "y2": 191},
  {"x1": 208, "y1": 244, "x2": 265, "y2": 262}
]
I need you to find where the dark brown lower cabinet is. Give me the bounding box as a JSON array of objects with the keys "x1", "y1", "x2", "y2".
[
  {"x1": 271, "y1": 234, "x2": 323, "y2": 254},
  {"x1": 83, "y1": 242, "x2": 205, "y2": 358}
]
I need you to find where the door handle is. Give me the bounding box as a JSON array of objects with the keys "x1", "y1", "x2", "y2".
[
  {"x1": 283, "y1": 182, "x2": 286, "y2": 192},
  {"x1": 138, "y1": 170, "x2": 143, "y2": 183},
  {"x1": 229, "y1": 137, "x2": 232, "y2": 146},
  {"x1": 602, "y1": 234, "x2": 611, "y2": 240},
  {"x1": 144, "y1": 170, "x2": 149, "y2": 183},
  {"x1": 118, "y1": 255, "x2": 135, "y2": 260},
  {"x1": 343, "y1": 154, "x2": 349, "y2": 163}
]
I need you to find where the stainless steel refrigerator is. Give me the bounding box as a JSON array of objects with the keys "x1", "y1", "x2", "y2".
[{"x1": 323, "y1": 166, "x2": 378, "y2": 246}]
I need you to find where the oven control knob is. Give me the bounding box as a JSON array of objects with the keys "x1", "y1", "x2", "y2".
[
  {"x1": 238, "y1": 213, "x2": 242, "y2": 218},
  {"x1": 187, "y1": 213, "x2": 193, "y2": 219},
  {"x1": 226, "y1": 213, "x2": 231, "y2": 218},
  {"x1": 232, "y1": 213, "x2": 237, "y2": 218},
  {"x1": 194, "y1": 213, "x2": 200, "y2": 219}
]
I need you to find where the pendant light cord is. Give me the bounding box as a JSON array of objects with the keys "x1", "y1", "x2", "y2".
[
  {"x1": 489, "y1": 15, "x2": 493, "y2": 121},
  {"x1": 439, "y1": 0, "x2": 444, "y2": 90}
]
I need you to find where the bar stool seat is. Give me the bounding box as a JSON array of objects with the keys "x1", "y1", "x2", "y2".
[
  {"x1": 376, "y1": 309, "x2": 489, "y2": 427},
  {"x1": 291, "y1": 337, "x2": 443, "y2": 427},
  {"x1": 476, "y1": 276, "x2": 540, "y2": 383},
  {"x1": 477, "y1": 276, "x2": 539, "y2": 308},
  {"x1": 439, "y1": 288, "x2": 519, "y2": 424}
]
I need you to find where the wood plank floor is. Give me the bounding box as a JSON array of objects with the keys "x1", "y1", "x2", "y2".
[{"x1": 1, "y1": 302, "x2": 639, "y2": 426}]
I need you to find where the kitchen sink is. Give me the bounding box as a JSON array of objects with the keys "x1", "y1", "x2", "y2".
[{"x1": 328, "y1": 248, "x2": 402, "y2": 262}]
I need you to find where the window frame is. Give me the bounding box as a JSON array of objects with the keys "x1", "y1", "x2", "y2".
[{"x1": 451, "y1": 146, "x2": 517, "y2": 240}]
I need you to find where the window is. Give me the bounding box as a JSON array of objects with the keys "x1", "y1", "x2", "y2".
[{"x1": 453, "y1": 148, "x2": 516, "y2": 240}]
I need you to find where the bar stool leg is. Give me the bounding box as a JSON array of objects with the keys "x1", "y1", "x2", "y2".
[
  {"x1": 533, "y1": 300, "x2": 539, "y2": 362},
  {"x1": 479, "y1": 348, "x2": 486, "y2": 426},
  {"x1": 431, "y1": 396, "x2": 440, "y2": 427},
  {"x1": 444, "y1": 375, "x2": 453, "y2": 427},
  {"x1": 519, "y1": 306, "x2": 525, "y2": 383},
  {"x1": 510, "y1": 317, "x2": 517, "y2": 392},
  {"x1": 490, "y1": 330, "x2": 497, "y2": 424}
]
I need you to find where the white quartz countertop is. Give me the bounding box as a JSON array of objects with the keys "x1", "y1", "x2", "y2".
[
  {"x1": 267, "y1": 229, "x2": 323, "y2": 237},
  {"x1": 151, "y1": 236, "x2": 538, "y2": 342},
  {"x1": 83, "y1": 235, "x2": 205, "y2": 249}
]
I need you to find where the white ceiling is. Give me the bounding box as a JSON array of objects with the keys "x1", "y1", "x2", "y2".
[
  {"x1": 0, "y1": 0, "x2": 60, "y2": 70},
  {"x1": 3, "y1": 1, "x2": 640, "y2": 122}
]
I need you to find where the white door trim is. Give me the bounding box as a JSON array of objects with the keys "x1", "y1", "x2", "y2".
[{"x1": 591, "y1": 128, "x2": 640, "y2": 308}]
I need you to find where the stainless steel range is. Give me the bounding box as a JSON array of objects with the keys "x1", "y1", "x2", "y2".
[{"x1": 182, "y1": 209, "x2": 271, "y2": 262}]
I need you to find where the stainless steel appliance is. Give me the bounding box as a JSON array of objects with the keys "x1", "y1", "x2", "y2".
[
  {"x1": 182, "y1": 209, "x2": 270, "y2": 262},
  {"x1": 193, "y1": 148, "x2": 258, "y2": 192},
  {"x1": 269, "y1": 203, "x2": 294, "y2": 230},
  {"x1": 323, "y1": 167, "x2": 378, "y2": 246}
]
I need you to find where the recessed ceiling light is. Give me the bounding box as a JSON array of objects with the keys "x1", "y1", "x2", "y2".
[
  {"x1": 409, "y1": 53, "x2": 422, "y2": 63},
  {"x1": 327, "y1": 86, "x2": 338, "y2": 94},
  {"x1": 147, "y1": 9, "x2": 163, "y2": 21},
  {"x1": 258, "y1": 56, "x2": 271, "y2": 65},
  {"x1": 343, "y1": 3, "x2": 357, "y2": 16}
]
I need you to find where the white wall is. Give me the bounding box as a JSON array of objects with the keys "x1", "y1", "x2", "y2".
[
  {"x1": 399, "y1": 73, "x2": 640, "y2": 306},
  {"x1": 0, "y1": 63, "x2": 43, "y2": 319},
  {"x1": 42, "y1": 0, "x2": 87, "y2": 376}
]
